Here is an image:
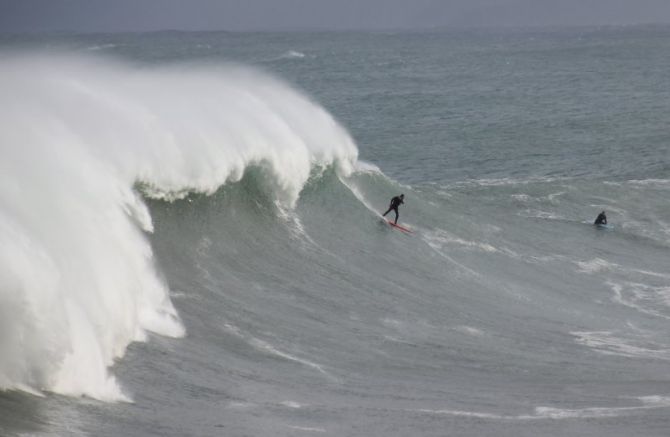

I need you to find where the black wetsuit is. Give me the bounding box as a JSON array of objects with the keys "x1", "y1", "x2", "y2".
[
  {"x1": 594, "y1": 212, "x2": 607, "y2": 225},
  {"x1": 382, "y1": 196, "x2": 404, "y2": 224}
]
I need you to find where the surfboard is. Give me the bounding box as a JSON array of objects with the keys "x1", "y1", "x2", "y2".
[
  {"x1": 386, "y1": 219, "x2": 413, "y2": 233},
  {"x1": 595, "y1": 223, "x2": 614, "y2": 230}
]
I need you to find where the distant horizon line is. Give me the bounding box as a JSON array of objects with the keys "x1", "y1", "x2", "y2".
[{"x1": 2, "y1": 21, "x2": 670, "y2": 36}]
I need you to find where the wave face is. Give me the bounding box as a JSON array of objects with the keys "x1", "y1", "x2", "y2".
[
  {"x1": 0, "y1": 53, "x2": 357, "y2": 400},
  {"x1": 131, "y1": 162, "x2": 670, "y2": 437}
]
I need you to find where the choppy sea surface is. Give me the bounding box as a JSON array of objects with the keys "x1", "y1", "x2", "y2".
[{"x1": 1, "y1": 26, "x2": 670, "y2": 436}]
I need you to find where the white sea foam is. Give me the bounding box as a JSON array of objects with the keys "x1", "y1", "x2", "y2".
[
  {"x1": 281, "y1": 400, "x2": 305, "y2": 408},
  {"x1": 270, "y1": 51, "x2": 309, "y2": 62},
  {"x1": 518, "y1": 210, "x2": 565, "y2": 220},
  {"x1": 576, "y1": 258, "x2": 670, "y2": 280},
  {"x1": 339, "y1": 169, "x2": 387, "y2": 219},
  {"x1": 283, "y1": 50, "x2": 306, "y2": 59},
  {"x1": 422, "y1": 234, "x2": 482, "y2": 277},
  {"x1": 424, "y1": 229, "x2": 498, "y2": 253},
  {"x1": 609, "y1": 282, "x2": 670, "y2": 320},
  {"x1": 511, "y1": 194, "x2": 531, "y2": 202},
  {"x1": 287, "y1": 425, "x2": 326, "y2": 433},
  {"x1": 222, "y1": 324, "x2": 336, "y2": 381},
  {"x1": 445, "y1": 176, "x2": 573, "y2": 189},
  {"x1": 547, "y1": 191, "x2": 566, "y2": 202},
  {"x1": 276, "y1": 202, "x2": 316, "y2": 246},
  {"x1": 416, "y1": 395, "x2": 670, "y2": 420},
  {"x1": 86, "y1": 44, "x2": 117, "y2": 51},
  {"x1": 454, "y1": 325, "x2": 486, "y2": 337},
  {"x1": 0, "y1": 53, "x2": 357, "y2": 400},
  {"x1": 577, "y1": 258, "x2": 616, "y2": 273},
  {"x1": 572, "y1": 330, "x2": 670, "y2": 360},
  {"x1": 353, "y1": 160, "x2": 382, "y2": 174},
  {"x1": 510, "y1": 191, "x2": 564, "y2": 205},
  {"x1": 248, "y1": 337, "x2": 333, "y2": 378},
  {"x1": 627, "y1": 179, "x2": 670, "y2": 188}
]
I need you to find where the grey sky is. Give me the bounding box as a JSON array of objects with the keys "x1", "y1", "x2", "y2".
[{"x1": 1, "y1": 0, "x2": 670, "y2": 33}]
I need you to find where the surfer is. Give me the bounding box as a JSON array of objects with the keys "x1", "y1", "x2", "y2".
[
  {"x1": 382, "y1": 194, "x2": 404, "y2": 224},
  {"x1": 594, "y1": 211, "x2": 607, "y2": 225}
]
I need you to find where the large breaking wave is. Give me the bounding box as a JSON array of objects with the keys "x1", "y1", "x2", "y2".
[{"x1": 0, "y1": 53, "x2": 357, "y2": 400}]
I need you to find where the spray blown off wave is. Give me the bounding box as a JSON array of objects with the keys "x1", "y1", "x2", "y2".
[{"x1": 0, "y1": 53, "x2": 358, "y2": 400}]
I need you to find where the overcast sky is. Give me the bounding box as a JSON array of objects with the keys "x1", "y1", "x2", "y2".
[{"x1": 2, "y1": 0, "x2": 670, "y2": 33}]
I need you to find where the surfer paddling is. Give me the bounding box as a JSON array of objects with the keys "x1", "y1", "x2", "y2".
[
  {"x1": 382, "y1": 194, "x2": 404, "y2": 225},
  {"x1": 594, "y1": 211, "x2": 607, "y2": 226}
]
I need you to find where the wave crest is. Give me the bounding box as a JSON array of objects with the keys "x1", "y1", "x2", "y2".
[{"x1": 0, "y1": 52, "x2": 357, "y2": 400}]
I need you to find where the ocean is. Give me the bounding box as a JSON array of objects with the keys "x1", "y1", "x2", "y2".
[{"x1": 1, "y1": 26, "x2": 670, "y2": 436}]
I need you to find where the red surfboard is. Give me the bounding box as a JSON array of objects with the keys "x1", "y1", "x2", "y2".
[{"x1": 386, "y1": 220, "x2": 413, "y2": 233}]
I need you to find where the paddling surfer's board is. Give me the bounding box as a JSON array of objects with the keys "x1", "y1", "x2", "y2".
[{"x1": 386, "y1": 220, "x2": 413, "y2": 233}]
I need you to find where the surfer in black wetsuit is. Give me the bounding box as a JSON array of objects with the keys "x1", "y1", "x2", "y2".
[
  {"x1": 382, "y1": 194, "x2": 404, "y2": 224},
  {"x1": 594, "y1": 211, "x2": 607, "y2": 225}
]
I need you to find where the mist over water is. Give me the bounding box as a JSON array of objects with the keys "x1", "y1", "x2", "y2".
[{"x1": 1, "y1": 28, "x2": 670, "y2": 437}]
